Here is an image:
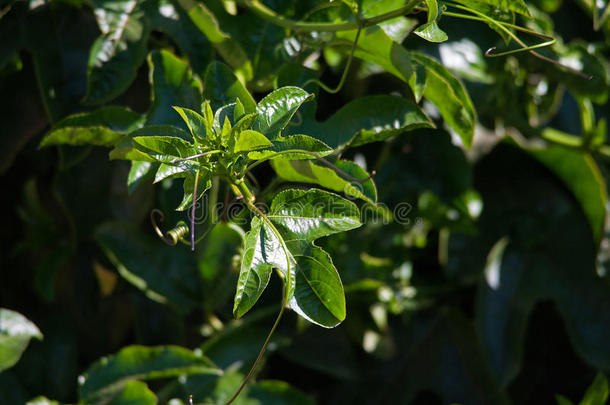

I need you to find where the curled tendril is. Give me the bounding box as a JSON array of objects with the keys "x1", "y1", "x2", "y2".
[
  {"x1": 442, "y1": 2, "x2": 592, "y2": 80},
  {"x1": 301, "y1": 21, "x2": 363, "y2": 94},
  {"x1": 150, "y1": 209, "x2": 189, "y2": 246}
]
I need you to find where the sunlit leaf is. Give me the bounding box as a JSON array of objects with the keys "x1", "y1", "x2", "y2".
[{"x1": 0, "y1": 309, "x2": 43, "y2": 372}]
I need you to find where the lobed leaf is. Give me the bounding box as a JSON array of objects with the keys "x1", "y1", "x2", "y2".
[
  {"x1": 234, "y1": 189, "x2": 361, "y2": 327},
  {"x1": 233, "y1": 217, "x2": 288, "y2": 320},
  {"x1": 288, "y1": 245, "x2": 346, "y2": 328}
]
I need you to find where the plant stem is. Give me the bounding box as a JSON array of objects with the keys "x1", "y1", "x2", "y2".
[
  {"x1": 223, "y1": 301, "x2": 286, "y2": 405},
  {"x1": 191, "y1": 170, "x2": 200, "y2": 251},
  {"x1": 443, "y1": 2, "x2": 591, "y2": 79},
  {"x1": 241, "y1": 0, "x2": 423, "y2": 32},
  {"x1": 302, "y1": 21, "x2": 363, "y2": 94}
]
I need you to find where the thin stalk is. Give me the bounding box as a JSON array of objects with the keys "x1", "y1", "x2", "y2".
[
  {"x1": 223, "y1": 301, "x2": 286, "y2": 405},
  {"x1": 443, "y1": 2, "x2": 591, "y2": 79},
  {"x1": 302, "y1": 22, "x2": 363, "y2": 94},
  {"x1": 171, "y1": 150, "x2": 223, "y2": 164},
  {"x1": 241, "y1": 0, "x2": 423, "y2": 32},
  {"x1": 190, "y1": 170, "x2": 200, "y2": 251}
]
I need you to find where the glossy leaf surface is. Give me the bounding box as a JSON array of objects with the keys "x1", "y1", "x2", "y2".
[{"x1": 0, "y1": 309, "x2": 42, "y2": 372}]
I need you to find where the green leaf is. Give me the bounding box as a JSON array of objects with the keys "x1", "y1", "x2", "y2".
[
  {"x1": 175, "y1": 0, "x2": 252, "y2": 82},
  {"x1": 271, "y1": 159, "x2": 377, "y2": 204},
  {"x1": 203, "y1": 61, "x2": 256, "y2": 113},
  {"x1": 253, "y1": 87, "x2": 314, "y2": 139},
  {"x1": 0, "y1": 309, "x2": 43, "y2": 372},
  {"x1": 133, "y1": 136, "x2": 195, "y2": 163},
  {"x1": 556, "y1": 395, "x2": 575, "y2": 405},
  {"x1": 106, "y1": 380, "x2": 156, "y2": 405},
  {"x1": 310, "y1": 95, "x2": 434, "y2": 149},
  {"x1": 79, "y1": 345, "x2": 220, "y2": 404},
  {"x1": 288, "y1": 245, "x2": 346, "y2": 328},
  {"x1": 454, "y1": 0, "x2": 530, "y2": 16},
  {"x1": 234, "y1": 130, "x2": 272, "y2": 153},
  {"x1": 249, "y1": 380, "x2": 316, "y2": 405},
  {"x1": 268, "y1": 189, "x2": 362, "y2": 245},
  {"x1": 146, "y1": 50, "x2": 203, "y2": 127},
  {"x1": 86, "y1": 0, "x2": 150, "y2": 104},
  {"x1": 110, "y1": 125, "x2": 191, "y2": 162},
  {"x1": 580, "y1": 373, "x2": 609, "y2": 405},
  {"x1": 247, "y1": 135, "x2": 333, "y2": 160},
  {"x1": 414, "y1": 21, "x2": 449, "y2": 43},
  {"x1": 173, "y1": 106, "x2": 207, "y2": 143},
  {"x1": 154, "y1": 163, "x2": 188, "y2": 183},
  {"x1": 414, "y1": 0, "x2": 448, "y2": 43},
  {"x1": 25, "y1": 396, "x2": 60, "y2": 405},
  {"x1": 410, "y1": 52, "x2": 476, "y2": 148},
  {"x1": 128, "y1": 161, "x2": 156, "y2": 193},
  {"x1": 233, "y1": 217, "x2": 284, "y2": 320},
  {"x1": 95, "y1": 222, "x2": 201, "y2": 312},
  {"x1": 40, "y1": 107, "x2": 143, "y2": 148},
  {"x1": 234, "y1": 189, "x2": 361, "y2": 325}
]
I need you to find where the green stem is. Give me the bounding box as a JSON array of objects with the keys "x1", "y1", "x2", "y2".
[
  {"x1": 241, "y1": 0, "x2": 423, "y2": 32},
  {"x1": 224, "y1": 301, "x2": 286, "y2": 405},
  {"x1": 302, "y1": 21, "x2": 363, "y2": 94},
  {"x1": 443, "y1": 2, "x2": 591, "y2": 79},
  {"x1": 190, "y1": 169, "x2": 200, "y2": 251},
  {"x1": 171, "y1": 150, "x2": 223, "y2": 164}
]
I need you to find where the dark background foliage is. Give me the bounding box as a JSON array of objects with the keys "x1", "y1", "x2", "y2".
[{"x1": 1, "y1": 0, "x2": 610, "y2": 404}]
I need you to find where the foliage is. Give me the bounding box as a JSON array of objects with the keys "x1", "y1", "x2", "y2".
[{"x1": 2, "y1": 0, "x2": 610, "y2": 404}]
